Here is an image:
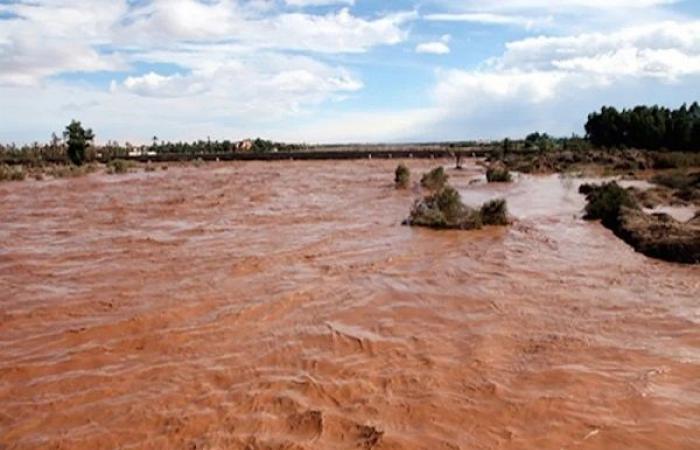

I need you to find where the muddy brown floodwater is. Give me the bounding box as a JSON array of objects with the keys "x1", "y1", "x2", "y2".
[{"x1": 1, "y1": 159, "x2": 699, "y2": 450}]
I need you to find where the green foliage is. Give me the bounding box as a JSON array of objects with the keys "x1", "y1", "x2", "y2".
[
  {"x1": 486, "y1": 164, "x2": 512, "y2": 183},
  {"x1": 562, "y1": 136, "x2": 592, "y2": 152},
  {"x1": 420, "y1": 166, "x2": 448, "y2": 191},
  {"x1": 394, "y1": 163, "x2": 410, "y2": 189},
  {"x1": 525, "y1": 132, "x2": 555, "y2": 152},
  {"x1": 406, "y1": 185, "x2": 509, "y2": 230},
  {"x1": 480, "y1": 199, "x2": 509, "y2": 226},
  {"x1": 63, "y1": 120, "x2": 94, "y2": 166},
  {"x1": 252, "y1": 138, "x2": 275, "y2": 153},
  {"x1": 0, "y1": 164, "x2": 26, "y2": 182},
  {"x1": 581, "y1": 182, "x2": 639, "y2": 227},
  {"x1": 106, "y1": 159, "x2": 134, "y2": 174},
  {"x1": 407, "y1": 186, "x2": 479, "y2": 229},
  {"x1": 585, "y1": 103, "x2": 700, "y2": 151}
]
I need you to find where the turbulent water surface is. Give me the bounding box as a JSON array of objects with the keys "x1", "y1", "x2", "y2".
[{"x1": 1, "y1": 159, "x2": 699, "y2": 450}]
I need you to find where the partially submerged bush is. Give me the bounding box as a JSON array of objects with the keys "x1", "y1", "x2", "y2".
[
  {"x1": 394, "y1": 163, "x2": 410, "y2": 189},
  {"x1": 0, "y1": 164, "x2": 26, "y2": 182},
  {"x1": 46, "y1": 163, "x2": 97, "y2": 179},
  {"x1": 486, "y1": 163, "x2": 513, "y2": 183},
  {"x1": 580, "y1": 181, "x2": 699, "y2": 264},
  {"x1": 405, "y1": 185, "x2": 509, "y2": 230},
  {"x1": 480, "y1": 199, "x2": 509, "y2": 226},
  {"x1": 107, "y1": 159, "x2": 134, "y2": 174},
  {"x1": 581, "y1": 182, "x2": 639, "y2": 227},
  {"x1": 420, "y1": 166, "x2": 448, "y2": 191}
]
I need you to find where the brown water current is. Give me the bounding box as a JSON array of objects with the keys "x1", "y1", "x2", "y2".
[{"x1": 1, "y1": 159, "x2": 699, "y2": 449}]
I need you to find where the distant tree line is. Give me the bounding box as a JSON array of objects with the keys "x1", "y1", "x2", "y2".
[
  {"x1": 585, "y1": 103, "x2": 700, "y2": 151},
  {"x1": 0, "y1": 121, "x2": 305, "y2": 165},
  {"x1": 3, "y1": 105, "x2": 700, "y2": 166}
]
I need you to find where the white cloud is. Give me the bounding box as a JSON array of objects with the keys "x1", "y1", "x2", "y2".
[
  {"x1": 416, "y1": 42, "x2": 450, "y2": 55},
  {"x1": 120, "y1": 72, "x2": 208, "y2": 98},
  {"x1": 496, "y1": 21, "x2": 700, "y2": 80},
  {"x1": 0, "y1": 1, "x2": 413, "y2": 87},
  {"x1": 112, "y1": 51, "x2": 364, "y2": 119},
  {"x1": 442, "y1": 0, "x2": 679, "y2": 11},
  {"x1": 414, "y1": 19, "x2": 700, "y2": 139},
  {"x1": 285, "y1": 0, "x2": 355, "y2": 6},
  {"x1": 117, "y1": 4, "x2": 413, "y2": 54},
  {"x1": 0, "y1": 0, "x2": 127, "y2": 85},
  {"x1": 424, "y1": 12, "x2": 553, "y2": 29},
  {"x1": 425, "y1": 0, "x2": 683, "y2": 32}
]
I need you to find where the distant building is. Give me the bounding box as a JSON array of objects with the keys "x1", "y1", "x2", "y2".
[
  {"x1": 128, "y1": 148, "x2": 157, "y2": 157},
  {"x1": 236, "y1": 139, "x2": 253, "y2": 152}
]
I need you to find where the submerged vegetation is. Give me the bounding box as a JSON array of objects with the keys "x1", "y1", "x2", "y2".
[
  {"x1": 107, "y1": 159, "x2": 135, "y2": 174},
  {"x1": 581, "y1": 182, "x2": 640, "y2": 227},
  {"x1": 486, "y1": 162, "x2": 512, "y2": 183},
  {"x1": 405, "y1": 184, "x2": 509, "y2": 230},
  {"x1": 420, "y1": 166, "x2": 448, "y2": 191},
  {"x1": 394, "y1": 163, "x2": 410, "y2": 189},
  {"x1": 0, "y1": 164, "x2": 26, "y2": 182}
]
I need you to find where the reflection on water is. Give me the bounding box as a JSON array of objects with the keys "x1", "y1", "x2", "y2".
[{"x1": 1, "y1": 159, "x2": 699, "y2": 449}]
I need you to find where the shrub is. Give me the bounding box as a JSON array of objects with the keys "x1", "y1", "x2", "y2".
[
  {"x1": 581, "y1": 182, "x2": 639, "y2": 227},
  {"x1": 0, "y1": 164, "x2": 26, "y2": 182},
  {"x1": 420, "y1": 166, "x2": 448, "y2": 191},
  {"x1": 651, "y1": 171, "x2": 700, "y2": 190},
  {"x1": 405, "y1": 185, "x2": 509, "y2": 230},
  {"x1": 480, "y1": 199, "x2": 509, "y2": 226},
  {"x1": 394, "y1": 163, "x2": 410, "y2": 189},
  {"x1": 486, "y1": 164, "x2": 512, "y2": 183},
  {"x1": 651, "y1": 152, "x2": 700, "y2": 169},
  {"x1": 145, "y1": 164, "x2": 157, "y2": 172},
  {"x1": 107, "y1": 159, "x2": 133, "y2": 174},
  {"x1": 46, "y1": 163, "x2": 97, "y2": 179}
]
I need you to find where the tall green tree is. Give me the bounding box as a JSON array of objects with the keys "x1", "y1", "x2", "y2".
[
  {"x1": 63, "y1": 120, "x2": 94, "y2": 165},
  {"x1": 585, "y1": 103, "x2": 700, "y2": 152}
]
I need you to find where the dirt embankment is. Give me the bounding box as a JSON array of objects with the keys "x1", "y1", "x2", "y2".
[{"x1": 581, "y1": 182, "x2": 700, "y2": 264}]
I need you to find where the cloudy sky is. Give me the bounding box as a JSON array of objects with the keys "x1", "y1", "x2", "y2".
[{"x1": 1, "y1": 0, "x2": 699, "y2": 144}]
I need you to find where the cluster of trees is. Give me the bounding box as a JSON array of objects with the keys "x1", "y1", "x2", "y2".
[
  {"x1": 585, "y1": 103, "x2": 700, "y2": 151},
  {"x1": 144, "y1": 137, "x2": 302, "y2": 155},
  {"x1": 501, "y1": 133, "x2": 591, "y2": 154}
]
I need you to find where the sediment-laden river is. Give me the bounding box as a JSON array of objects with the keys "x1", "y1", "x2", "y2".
[{"x1": 1, "y1": 159, "x2": 699, "y2": 449}]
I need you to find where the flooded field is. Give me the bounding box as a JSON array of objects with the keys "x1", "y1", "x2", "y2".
[{"x1": 1, "y1": 159, "x2": 699, "y2": 449}]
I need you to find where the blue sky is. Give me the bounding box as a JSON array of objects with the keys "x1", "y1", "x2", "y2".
[{"x1": 1, "y1": 0, "x2": 699, "y2": 144}]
